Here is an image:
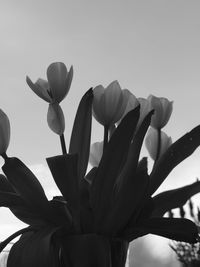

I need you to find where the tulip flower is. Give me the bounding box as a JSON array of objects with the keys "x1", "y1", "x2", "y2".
[
  {"x1": 89, "y1": 141, "x2": 103, "y2": 167},
  {"x1": 148, "y1": 95, "x2": 173, "y2": 129},
  {"x1": 26, "y1": 62, "x2": 73, "y2": 104},
  {"x1": 145, "y1": 127, "x2": 172, "y2": 161},
  {"x1": 0, "y1": 109, "x2": 10, "y2": 156},
  {"x1": 92, "y1": 80, "x2": 128, "y2": 127},
  {"x1": 26, "y1": 62, "x2": 73, "y2": 153}
]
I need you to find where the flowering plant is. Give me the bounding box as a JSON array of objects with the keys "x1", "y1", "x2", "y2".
[{"x1": 0, "y1": 62, "x2": 200, "y2": 267}]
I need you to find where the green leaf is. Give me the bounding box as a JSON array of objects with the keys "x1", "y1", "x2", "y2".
[
  {"x1": 7, "y1": 227, "x2": 60, "y2": 267},
  {"x1": 110, "y1": 239, "x2": 129, "y2": 267},
  {"x1": 152, "y1": 180, "x2": 200, "y2": 216},
  {"x1": 0, "y1": 191, "x2": 24, "y2": 207},
  {"x1": 0, "y1": 174, "x2": 15, "y2": 193},
  {"x1": 46, "y1": 154, "x2": 80, "y2": 231},
  {"x1": 122, "y1": 218, "x2": 198, "y2": 243},
  {"x1": 69, "y1": 88, "x2": 93, "y2": 180},
  {"x1": 0, "y1": 190, "x2": 48, "y2": 226},
  {"x1": 90, "y1": 106, "x2": 140, "y2": 223},
  {"x1": 149, "y1": 125, "x2": 200, "y2": 195},
  {"x1": 2, "y1": 158, "x2": 49, "y2": 211},
  {"x1": 61, "y1": 234, "x2": 112, "y2": 267},
  {"x1": 140, "y1": 218, "x2": 198, "y2": 243},
  {"x1": 103, "y1": 157, "x2": 149, "y2": 235}
]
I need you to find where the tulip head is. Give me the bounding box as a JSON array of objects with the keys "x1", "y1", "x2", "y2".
[
  {"x1": 92, "y1": 81, "x2": 128, "y2": 127},
  {"x1": 47, "y1": 103, "x2": 65, "y2": 135},
  {"x1": 89, "y1": 141, "x2": 103, "y2": 167},
  {"x1": 0, "y1": 109, "x2": 10, "y2": 155},
  {"x1": 26, "y1": 62, "x2": 73, "y2": 104},
  {"x1": 145, "y1": 127, "x2": 172, "y2": 160},
  {"x1": 148, "y1": 95, "x2": 173, "y2": 129}
]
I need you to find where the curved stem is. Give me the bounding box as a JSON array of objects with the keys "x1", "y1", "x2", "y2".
[
  {"x1": 0, "y1": 226, "x2": 36, "y2": 253},
  {"x1": 60, "y1": 134, "x2": 67, "y2": 154}
]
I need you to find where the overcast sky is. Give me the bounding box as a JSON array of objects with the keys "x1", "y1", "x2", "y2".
[{"x1": 0, "y1": 0, "x2": 200, "y2": 265}]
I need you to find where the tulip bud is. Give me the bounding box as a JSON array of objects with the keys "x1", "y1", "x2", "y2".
[
  {"x1": 145, "y1": 127, "x2": 172, "y2": 160},
  {"x1": 26, "y1": 62, "x2": 73, "y2": 104},
  {"x1": 47, "y1": 103, "x2": 65, "y2": 135},
  {"x1": 92, "y1": 81, "x2": 127, "y2": 127},
  {"x1": 0, "y1": 109, "x2": 10, "y2": 156},
  {"x1": 89, "y1": 141, "x2": 103, "y2": 167},
  {"x1": 148, "y1": 95, "x2": 173, "y2": 129}
]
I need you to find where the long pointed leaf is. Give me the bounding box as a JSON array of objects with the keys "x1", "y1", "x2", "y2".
[
  {"x1": 7, "y1": 227, "x2": 60, "y2": 267},
  {"x1": 0, "y1": 191, "x2": 24, "y2": 207},
  {"x1": 152, "y1": 180, "x2": 200, "y2": 216},
  {"x1": 122, "y1": 218, "x2": 198, "y2": 243},
  {"x1": 69, "y1": 88, "x2": 93, "y2": 180},
  {"x1": 90, "y1": 106, "x2": 140, "y2": 221},
  {"x1": 2, "y1": 158, "x2": 49, "y2": 211},
  {"x1": 0, "y1": 191, "x2": 48, "y2": 225},
  {"x1": 140, "y1": 218, "x2": 198, "y2": 243},
  {"x1": 103, "y1": 158, "x2": 149, "y2": 235},
  {"x1": 149, "y1": 125, "x2": 200, "y2": 195},
  {"x1": 46, "y1": 154, "x2": 80, "y2": 231},
  {"x1": 0, "y1": 174, "x2": 15, "y2": 193}
]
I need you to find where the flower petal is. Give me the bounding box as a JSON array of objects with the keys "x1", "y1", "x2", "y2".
[
  {"x1": 26, "y1": 76, "x2": 52, "y2": 102},
  {"x1": 47, "y1": 62, "x2": 69, "y2": 103}
]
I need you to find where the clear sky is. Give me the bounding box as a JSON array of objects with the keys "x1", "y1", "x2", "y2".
[{"x1": 0, "y1": 0, "x2": 200, "y2": 265}]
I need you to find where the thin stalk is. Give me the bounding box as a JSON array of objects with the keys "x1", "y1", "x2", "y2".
[
  {"x1": 103, "y1": 125, "x2": 109, "y2": 153},
  {"x1": 60, "y1": 134, "x2": 67, "y2": 154}
]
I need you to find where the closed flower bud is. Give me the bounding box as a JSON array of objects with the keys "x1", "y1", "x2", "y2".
[
  {"x1": 148, "y1": 95, "x2": 173, "y2": 129},
  {"x1": 26, "y1": 62, "x2": 73, "y2": 104},
  {"x1": 0, "y1": 109, "x2": 10, "y2": 155},
  {"x1": 47, "y1": 103, "x2": 65, "y2": 135},
  {"x1": 89, "y1": 141, "x2": 103, "y2": 167},
  {"x1": 145, "y1": 127, "x2": 172, "y2": 160},
  {"x1": 92, "y1": 81, "x2": 127, "y2": 127}
]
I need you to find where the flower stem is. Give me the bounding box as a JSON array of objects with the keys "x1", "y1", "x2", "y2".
[
  {"x1": 60, "y1": 134, "x2": 67, "y2": 155},
  {"x1": 103, "y1": 125, "x2": 109, "y2": 152}
]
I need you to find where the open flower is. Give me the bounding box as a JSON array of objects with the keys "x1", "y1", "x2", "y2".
[
  {"x1": 148, "y1": 95, "x2": 173, "y2": 129},
  {"x1": 145, "y1": 127, "x2": 172, "y2": 160},
  {"x1": 26, "y1": 62, "x2": 73, "y2": 136},
  {"x1": 89, "y1": 141, "x2": 103, "y2": 167},
  {"x1": 92, "y1": 81, "x2": 128, "y2": 127},
  {"x1": 26, "y1": 62, "x2": 73, "y2": 104},
  {"x1": 0, "y1": 109, "x2": 10, "y2": 155}
]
